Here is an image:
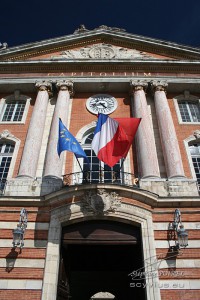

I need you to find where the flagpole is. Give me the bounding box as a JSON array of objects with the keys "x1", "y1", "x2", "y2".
[
  {"x1": 75, "y1": 154, "x2": 88, "y2": 183},
  {"x1": 75, "y1": 154, "x2": 83, "y2": 172},
  {"x1": 119, "y1": 158, "x2": 125, "y2": 170}
]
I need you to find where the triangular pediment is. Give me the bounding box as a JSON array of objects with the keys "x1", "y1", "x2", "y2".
[{"x1": 0, "y1": 26, "x2": 200, "y2": 63}]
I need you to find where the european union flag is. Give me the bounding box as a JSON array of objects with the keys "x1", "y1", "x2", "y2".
[{"x1": 57, "y1": 118, "x2": 88, "y2": 161}]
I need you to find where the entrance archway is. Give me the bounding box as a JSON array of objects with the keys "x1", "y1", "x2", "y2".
[
  {"x1": 41, "y1": 188, "x2": 161, "y2": 300},
  {"x1": 57, "y1": 220, "x2": 145, "y2": 300}
]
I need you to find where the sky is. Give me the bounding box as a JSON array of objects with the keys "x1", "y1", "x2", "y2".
[{"x1": 1, "y1": 0, "x2": 200, "y2": 49}]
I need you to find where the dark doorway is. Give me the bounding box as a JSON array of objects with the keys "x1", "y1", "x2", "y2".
[{"x1": 57, "y1": 220, "x2": 146, "y2": 300}]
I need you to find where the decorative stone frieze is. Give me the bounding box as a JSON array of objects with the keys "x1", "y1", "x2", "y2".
[
  {"x1": 82, "y1": 189, "x2": 121, "y2": 215},
  {"x1": 51, "y1": 44, "x2": 151, "y2": 60}
]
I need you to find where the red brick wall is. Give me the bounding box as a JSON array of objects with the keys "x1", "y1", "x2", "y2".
[{"x1": 0, "y1": 206, "x2": 50, "y2": 300}]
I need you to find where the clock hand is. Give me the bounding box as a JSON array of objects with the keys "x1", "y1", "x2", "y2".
[{"x1": 99, "y1": 102, "x2": 107, "y2": 108}]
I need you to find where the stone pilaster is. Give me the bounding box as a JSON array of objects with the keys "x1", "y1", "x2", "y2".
[
  {"x1": 18, "y1": 80, "x2": 52, "y2": 178},
  {"x1": 130, "y1": 80, "x2": 160, "y2": 179},
  {"x1": 43, "y1": 80, "x2": 73, "y2": 179},
  {"x1": 152, "y1": 80, "x2": 185, "y2": 179}
]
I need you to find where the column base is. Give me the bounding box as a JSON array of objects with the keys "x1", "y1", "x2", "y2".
[
  {"x1": 41, "y1": 176, "x2": 63, "y2": 196},
  {"x1": 140, "y1": 178, "x2": 199, "y2": 197},
  {"x1": 4, "y1": 176, "x2": 64, "y2": 197},
  {"x1": 4, "y1": 177, "x2": 41, "y2": 196}
]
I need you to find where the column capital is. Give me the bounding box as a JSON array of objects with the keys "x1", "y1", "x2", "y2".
[
  {"x1": 56, "y1": 80, "x2": 74, "y2": 95},
  {"x1": 35, "y1": 80, "x2": 52, "y2": 93},
  {"x1": 151, "y1": 80, "x2": 168, "y2": 93},
  {"x1": 130, "y1": 80, "x2": 148, "y2": 93}
]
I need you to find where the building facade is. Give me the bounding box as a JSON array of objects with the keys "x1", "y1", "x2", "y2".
[{"x1": 0, "y1": 25, "x2": 199, "y2": 300}]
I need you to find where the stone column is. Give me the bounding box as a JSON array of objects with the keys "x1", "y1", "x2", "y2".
[
  {"x1": 43, "y1": 80, "x2": 73, "y2": 179},
  {"x1": 130, "y1": 80, "x2": 160, "y2": 179},
  {"x1": 18, "y1": 80, "x2": 52, "y2": 178},
  {"x1": 152, "y1": 80, "x2": 185, "y2": 179}
]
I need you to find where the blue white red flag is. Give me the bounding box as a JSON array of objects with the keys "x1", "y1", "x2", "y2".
[{"x1": 92, "y1": 113, "x2": 141, "y2": 167}]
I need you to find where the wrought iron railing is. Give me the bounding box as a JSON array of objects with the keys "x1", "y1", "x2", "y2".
[
  {"x1": 0, "y1": 179, "x2": 7, "y2": 194},
  {"x1": 197, "y1": 181, "x2": 200, "y2": 194},
  {"x1": 63, "y1": 171, "x2": 139, "y2": 188}
]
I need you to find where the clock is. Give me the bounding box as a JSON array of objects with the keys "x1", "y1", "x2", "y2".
[{"x1": 86, "y1": 94, "x2": 118, "y2": 115}]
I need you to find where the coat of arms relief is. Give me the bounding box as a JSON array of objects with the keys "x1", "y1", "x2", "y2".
[
  {"x1": 51, "y1": 43, "x2": 151, "y2": 60},
  {"x1": 82, "y1": 189, "x2": 122, "y2": 215}
]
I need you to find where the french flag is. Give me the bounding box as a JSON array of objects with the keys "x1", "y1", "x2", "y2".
[{"x1": 92, "y1": 114, "x2": 141, "y2": 167}]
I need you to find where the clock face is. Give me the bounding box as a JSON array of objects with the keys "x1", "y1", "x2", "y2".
[{"x1": 86, "y1": 94, "x2": 118, "y2": 115}]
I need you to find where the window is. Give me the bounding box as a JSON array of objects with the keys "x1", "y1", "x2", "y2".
[
  {"x1": 0, "y1": 92, "x2": 31, "y2": 124},
  {"x1": 189, "y1": 143, "x2": 200, "y2": 186},
  {"x1": 1, "y1": 100, "x2": 26, "y2": 122},
  {"x1": 0, "y1": 142, "x2": 14, "y2": 189},
  {"x1": 178, "y1": 100, "x2": 200, "y2": 123},
  {"x1": 82, "y1": 131, "x2": 123, "y2": 184}
]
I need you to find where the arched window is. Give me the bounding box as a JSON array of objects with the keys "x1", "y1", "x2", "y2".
[
  {"x1": 82, "y1": 130, "x2": 123, "y2": 183},
  {"x1": 0, "y1": 141, "x2": 14, "y2": 189},
  {"x1": 189, "y1": 143, "x2": 200, "y2": 187}
]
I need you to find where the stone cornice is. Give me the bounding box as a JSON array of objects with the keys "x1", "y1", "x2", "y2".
[
  {"x1": 0, "y1": 30, "x2": 200, "y2": 61},
  {"x1": 0, "y1": 184, "x2": 199, "y2": 208},
  {"x1": 1, "y1": 59, "x2": 200, "y2": 74}
]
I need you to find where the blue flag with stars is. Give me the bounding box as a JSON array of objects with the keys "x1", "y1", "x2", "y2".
[{"x1": 57, "y1": 118, "x2": 88, "y2": 161}]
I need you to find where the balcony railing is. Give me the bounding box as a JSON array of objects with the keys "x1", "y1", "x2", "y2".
[
  {"x1": 63, "y1": 171, "x2": 139, "y2": 188},
  {"x1": 0, "y1": 179, "x2": 7, "y2": 194}
]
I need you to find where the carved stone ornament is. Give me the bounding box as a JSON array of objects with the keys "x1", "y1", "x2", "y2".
[
  {"x1": 0, "y1": 130, "x2": 14, "y2": 139},
  {"x1": 130, "y1": 79, "x2": 148, "y2": 92},
  {"x1": 194, "y1": 130, "x2": 200, "y2": 139},
  {"x1": 74, "y1": 24, "x2": 88, "y2": 34},
  {"x1": 35, "y1": 80, "x2": 52, "y2": 93},
  {"x1": 51, "y1": 43, "x2": 151, "y2": 60},
  {"x1": 82, "y1": 189, "x2": 121, "y2": 215},
  {"x1": 96, "y1": 25, "x2": 126, "y2": 32},
  {"x1": 151, "y1": 80, "x2": 168, "y2": 92},
  {"x1": 56, "y1": 80, "x2": 74, "y2": 95}
]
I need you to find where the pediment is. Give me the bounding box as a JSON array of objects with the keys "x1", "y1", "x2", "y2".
[{"x1": 0, "y1": 26, "x2": 200, "y2": 62}]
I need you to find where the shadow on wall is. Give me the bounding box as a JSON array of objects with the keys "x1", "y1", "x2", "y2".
[{"x1": 5, "y1": 248, "x2": 19, "y2": 273}]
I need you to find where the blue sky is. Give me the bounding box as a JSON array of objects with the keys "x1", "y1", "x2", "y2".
[{"x1": 1, "y1": 0, "x2": 200, "y2": 48}]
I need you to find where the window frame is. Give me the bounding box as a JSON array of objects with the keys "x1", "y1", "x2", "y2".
[
  {"x1": 83, "y1": 132, "x2": 123, "y2": 184},
  {"x1": 174, "y1": 92, "x2": 200, "y2": 125},
  {"x1": 0, "y1": 93, "x2": 31, "y2": 124},
  {"x1": 0, "y1": 131, "x2": 20, "y2": 181},
  {"x1": 0, "y1": 142, "x2": 15, "y2": 183},
  {"x1": 188, "y1": 142, "x2": 200, "y2": 183},
  {"x1": 184, "y1": 133, "x2": 200, "y2": 182}
]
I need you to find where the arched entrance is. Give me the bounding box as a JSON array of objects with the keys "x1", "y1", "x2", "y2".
[{"x1": 57, "y1": 220, "x2": 145, "y2": 300}]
